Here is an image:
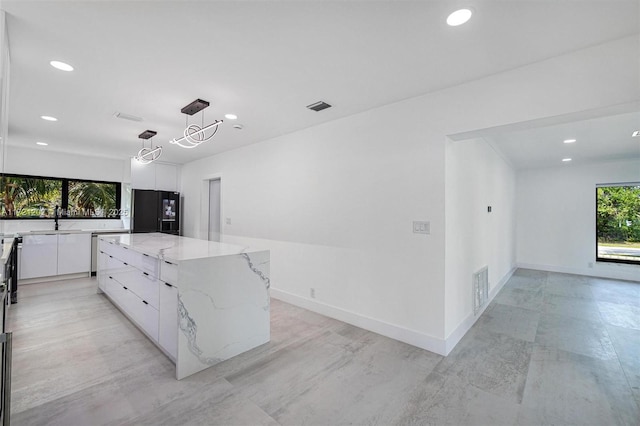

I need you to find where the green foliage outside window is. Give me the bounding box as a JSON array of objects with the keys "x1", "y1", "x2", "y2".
[
  {"x1": 0, "y1": 176, "x2": 61, "y2": 217},
  {"x1": 597, "y1": 185, "x2": 640, "y2": 243},
  {"x1": 0, "y1": 174, "x2": 120, "y2": 219},
  {"x1": 596, "y1": 184, "x2": 640, "y2": 264}
]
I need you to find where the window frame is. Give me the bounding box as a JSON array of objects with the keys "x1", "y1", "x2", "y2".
[
  {"x1": 595, "y1": 182, "x2": 640, "y2": 266},
  {"x1": 0, "y1": 173, "x2": 121, "y2": 220}
]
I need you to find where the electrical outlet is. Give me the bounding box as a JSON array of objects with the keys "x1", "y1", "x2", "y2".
[
  {"x1": 310, "y1": 288, "x2": 315, "y2": 298},
  {"x1": 413, "y1": 221, "x2": 430, "y2": 234},
  {"x1": 225, "y1": 218, "x2": 231, "y2": 225}
]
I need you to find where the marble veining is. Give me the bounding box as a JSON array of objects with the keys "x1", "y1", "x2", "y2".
[
  {"x1": 178, "y1": 295, "x2": 223, "y2": 366},
  {"x1": 242, "y1": 253, "x2": 271, "y2": 290}
]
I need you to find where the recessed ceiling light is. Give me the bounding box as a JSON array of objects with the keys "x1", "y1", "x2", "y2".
[
  {"x1": 562, "y1": 158, "x2": 572, "y2": 162},
  {"x1": 41, "y1": 115, "x2": 58, "y2": 121},
  {"x1": 563, "y1": 139, "x2": 576, "y2": 144},
  {"x1": 36, "y1": 141, "x2": 48, "y2": 146},
  {"x1": 225, "y1": 114, "x2": 238, "y2": 120},
  {"x1": 632, "y1": 130, "x2": 640, "y2": 137},
  {"x1": 50, "y1": 60, "x2": 74, "y2": 72},
  {"x1": 447, "y1": 9, "x2": 473, "y2": 26}
]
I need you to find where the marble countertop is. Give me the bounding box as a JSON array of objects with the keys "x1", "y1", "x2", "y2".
[{"x1": 98, "y1": 232, "x2": 261, "y2": 262}]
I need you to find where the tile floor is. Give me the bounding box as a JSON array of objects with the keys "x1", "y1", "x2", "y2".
[{"x1": 7, "y1": 269, "x2": 640, "y2": 425}]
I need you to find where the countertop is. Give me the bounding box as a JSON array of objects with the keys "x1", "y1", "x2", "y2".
[{"x1": 98, "y1": 232, "x2": 263, "y2": 262}]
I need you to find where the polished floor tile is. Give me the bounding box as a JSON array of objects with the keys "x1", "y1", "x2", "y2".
[
  {"x1": 476, "y1": 303, "x2": 540, "y2": 342},
  {"x1": 541, "y1": 293, "x2": 602, "y2": 321},
  {"x1": 8, "y1": 272, "x2": 640, "y2": 425},
  {"x1": 535, "y1": 313, "x2": 617, "y2": 360},
  {"x1": 519, "y1": 346, "x2": 639, "y2": 425},
  {"x1": 598, "y1": 300, "x2": 640, "y2": 330}
]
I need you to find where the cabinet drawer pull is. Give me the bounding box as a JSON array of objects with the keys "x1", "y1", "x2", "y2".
[
  {"x1": 164, "y1": 261, "x2": 174, "y2": 265},
  {"x1": 164, "y1": 282, "x2": 172, "y2": 288},
  {"x1": 142, "y1": 300, "x2": 148, "y2": 305},
  {"x1": 143, "y1": 253, "x2": 149, "y2": 257},
  {"x1": 109, "y1": 276, "x2": 113, "y2": 279},
  {"x1": 109, "y1": 255, "x2": 113, "y2": 258},
  {"x1": 123, "y1": 286, "x2": 128, "y2": 290},
  {"x1": 143, "y1": 272, "x2": 149, "y2": 276},
  {"x1": 123, "y1": 262, "x2": 128, "y2": 266}
]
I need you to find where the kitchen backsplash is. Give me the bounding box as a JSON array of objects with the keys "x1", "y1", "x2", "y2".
[{"x1": 1, "y1": 218, "x2": 128, "y2": 234}]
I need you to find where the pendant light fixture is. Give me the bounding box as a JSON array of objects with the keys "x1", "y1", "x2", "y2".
[
  {"x1": 135, "y1": 130, "x2": 162, "y2": 164},
  {"x1": 170, "y1": 99, "x2": 223, "y2": 149}
]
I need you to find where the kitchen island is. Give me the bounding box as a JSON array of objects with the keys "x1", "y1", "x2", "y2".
[{"x1": 97, "y1": 233, "x2": 270, "y2": 380}]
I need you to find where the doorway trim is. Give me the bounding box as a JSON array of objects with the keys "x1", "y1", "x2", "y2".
[{"x1": 200, "y1": 173, "x2": 223, "y2": 241}]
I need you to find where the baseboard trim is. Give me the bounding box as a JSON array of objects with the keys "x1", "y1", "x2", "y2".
[
  {"x1": 443, "y1": 267, "x2": 516, "y2": 355},
  {"x1": 18, "y1": 272, "x2": 90, "y2": 285},
  {"x1": 270, "y1": 288, "x2": 447, "y2": 356},
  {"x1": 517, "y1": 262, "x2": 640, "y2": 283}
]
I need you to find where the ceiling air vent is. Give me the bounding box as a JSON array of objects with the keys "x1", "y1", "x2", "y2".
[
  {"x1": 113, "y1": 112, "x2": 143, "y2": 122},
  {"x1": 306, "y1": 101, "x2": 332, "y2": 112}
]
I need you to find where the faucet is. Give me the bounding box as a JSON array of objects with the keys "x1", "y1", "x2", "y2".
[{"x1": 54, "y1": 205, "x2": 59, "y2": 231}]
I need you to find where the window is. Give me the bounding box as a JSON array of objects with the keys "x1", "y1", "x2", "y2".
[
  {"x1": 596, "y1": 183, "x2": 640, "y2": 265},
  {"x1": 0, "y1": 174, "x2": 121, "y2": 219}
]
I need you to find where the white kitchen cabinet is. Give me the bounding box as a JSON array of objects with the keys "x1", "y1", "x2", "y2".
[
  {"x1": 20, "y1": 234, "x2": 58, "y2": 279},
  {"x1": 57, "y1": 233, "x2": 92, "y2": 275},
  {"x1": 158, "y1": 281, "x2": 178, "y2": 359},
  {"x1": 130, "y1": 159, "x2": 179, "y2": 192},
  {"x1": 21, "y1": 232, "x2": 92, "y2": 280},
  {"x1": 98, "y1": 238, "x2": 161, "y2": 343}
]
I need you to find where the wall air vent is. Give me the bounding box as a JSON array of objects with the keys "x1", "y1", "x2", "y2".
[
  {"x1": 113, "y1": 112, "x2": 143, "y2": 122},
  {"x1": 473, "y1": 266, "x2": 489, "y2": 315},
  {"x1": 306, "y1": 101, "x2": 332, "y2": 112},
  {"x1": 138, "y1": 130, "x2": 157, "y2": 140}
]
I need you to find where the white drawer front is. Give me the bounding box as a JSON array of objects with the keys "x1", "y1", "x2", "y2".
[
  {"x1": 105, "y1": 276, "x2": 127, "y2": 307},
  {"x1": 136, "y1": 299, "x2": 159, "y2": 342},
  {"x1": 129, "y1": 251, "x2": 159, "y2": 277},
  {"x1": 160, "y1": 260, "x2": 178, "y2": 285},
  {"x1": 99, "y1": 240, "x2": 131, "y2": 263},
  {"x1": 159, "y1": 282, "x2": 178, "y2": 359},
  {"x1": 107, "y1": 277, "x2": 159, "y2": 342},
  {"x1": 113, "y1": 269, "x2": 159, "y2": 309}
]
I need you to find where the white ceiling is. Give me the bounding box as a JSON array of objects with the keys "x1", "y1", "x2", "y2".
[
  {"x1": 487, "y1": 110, "x2": 640, "y2": 169},
  {"x1": 2, "y1": 0, "x2": 639, "y2": 165}
]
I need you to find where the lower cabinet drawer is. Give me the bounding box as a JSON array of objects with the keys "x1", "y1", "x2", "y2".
[
  {"x1": 160, "y1": 260, "x2": 178, "y2": 285},
  {"x1": 130, "y1": 251, "x2": 159, "y2": 277},
  {"x1": 112, "y1": 269, "x2": 159, "y2": 309},
  {"x1": 134, "y1": 299, "x2": 159, "y2": 342},
  {"x1": 105, "y1": 277, "x2": 159, "y2": 342}
]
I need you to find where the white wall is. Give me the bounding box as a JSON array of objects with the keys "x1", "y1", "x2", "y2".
[
  {"x1": 181, "y1": 36, "x2": 639, "y2": 354},
  {"x1": 517, "y1": 159, "x2": 640, "y2": 281},
  {"x1": 444, "y1": 138, "x2": 516, "y2": 347},
  {"x1": 1, "y1": 146, "x2": 129, "y2": 233},
  {"x1": 5, "y1": 145, "x2": 127, "y2": 182}
]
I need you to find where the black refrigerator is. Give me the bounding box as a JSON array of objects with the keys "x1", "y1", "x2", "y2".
[{"x1": 132, "y1": 190, "x2": 180, "y2": 235}]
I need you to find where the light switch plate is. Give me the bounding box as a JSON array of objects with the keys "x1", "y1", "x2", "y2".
[{"x1": 413, "y1": 221, "x2": 430, "y2": 234}]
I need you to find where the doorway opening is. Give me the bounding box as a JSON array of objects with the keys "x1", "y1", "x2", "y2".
[{"x1": 208, "y1": 178, "x2": 221, "y2": 242}]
